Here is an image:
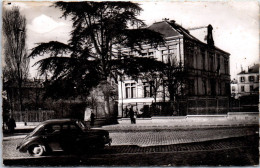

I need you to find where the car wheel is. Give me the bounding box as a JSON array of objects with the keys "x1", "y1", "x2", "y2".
[{"x1": 28, "y1": 144, "x2": 45, "y2": 157}]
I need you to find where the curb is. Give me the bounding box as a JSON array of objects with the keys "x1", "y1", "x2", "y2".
[
  {"x1": 3, "y1": 135, "x2": 27, "y2": 141},
  {"x1": 4, "y1": 124, "x2": 257, "y2": 140},
  {"x1": 102, "y1": 124, "x2": 258, "y2": 131}
]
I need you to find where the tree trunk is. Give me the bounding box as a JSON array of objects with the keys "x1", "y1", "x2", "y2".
[{"x1": 18, "y1": 80, "x2": 24, "y2": 123}]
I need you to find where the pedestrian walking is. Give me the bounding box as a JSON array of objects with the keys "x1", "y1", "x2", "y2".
[
  {"x1": 129, "y1": 108, "x2": 134, "y2": 124},
  {"x1": 133, "y1": 111, "x2": 137, "y2": 124},
  {"x1": 90, "y1": 112, "x2": 95, "y2": 126},
  {"x1": 125, "y1": 107, "x2": 128, "y2": 118},
  {"x1": 7, "y1": 116, "x2": 16, "y2": 133}
]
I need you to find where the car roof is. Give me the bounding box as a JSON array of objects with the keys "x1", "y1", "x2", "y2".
[{"x1": 41, "y1": 119, "x2": 79, "y2": 125}]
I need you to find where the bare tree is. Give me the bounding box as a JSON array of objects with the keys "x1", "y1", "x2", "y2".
[
  {"x1": 140, "y1": 72, "x2": 164, "y2": 105},
  {"x1": 2, "y1": 6, "x2": 30, "y2": 113},
  {"x1": 162, "y1": 55, "x2": 187, "y2": 115}
]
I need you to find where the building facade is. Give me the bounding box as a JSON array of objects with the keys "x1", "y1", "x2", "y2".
[
  {"x1": 118, "y1": 20, "x2": 230, "y2": 117},
  {"x1": 231, "y1": 64, "x2": 259, "y2": 98},
  {"x1": 230, "y1": 78, "x2": 239, "y2": 99}
]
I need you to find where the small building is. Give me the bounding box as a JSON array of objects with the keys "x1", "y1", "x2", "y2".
[
  {"x1": 230, "y1": 64, "x2": 259, "y2": 112},
  {"x1": 117, "y1": 20, "x2": 231, "y2": 117},
  {"x1": 236, "y1": 64, "x2": 259, "y2": 97}
]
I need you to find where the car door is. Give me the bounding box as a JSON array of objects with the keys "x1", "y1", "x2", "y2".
[
  {"x1": 60, "y1": 123, "x2": 82, "y2": 151},
  {"x1": 43, "y1": 124, "x2": 63, "y2": 151}
]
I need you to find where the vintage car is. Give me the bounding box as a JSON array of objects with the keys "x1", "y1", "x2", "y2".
[{"x1": 16, "y1": 119, "x2": 112, "y2": 156}]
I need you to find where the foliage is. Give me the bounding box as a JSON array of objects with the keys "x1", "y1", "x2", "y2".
[
  {"x1": 162, "y1": 57, "x2": 187, "y2": 101},
  {"x1": 29, "y1": 2, "x2": 165, "y2": 97},
  {"x1": 29, "y1": 2, "x2": 165, "y2": 116}
]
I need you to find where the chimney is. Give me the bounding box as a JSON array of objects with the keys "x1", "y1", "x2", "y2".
[
  {"x1": 170, "y1": 20, "x2": 176, "y2": 24},
  {"x1": 207, "y1": 24, "x2": 214, "y2": 46},
  {"x1": 162, "y1": 18, "x2": 169, "y2": 21},
  {"x1": 244, "y1": 66, "x2": 249, "y2": 73}
]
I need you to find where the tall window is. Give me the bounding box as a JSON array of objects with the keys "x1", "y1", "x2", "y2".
[
  {"x1": 225, "y1": 83, "x2": 230, "y2": 96},
  {"x1": 224, "y1": 58, "x2": 229, "y2": 74},
  {"x1": 125, "y1": 83, "x2": 136, "y2": 98},
  {"x1": 161, "y1": 46, "x2": 177, "y2": 65},
  {"x1": 250, "y1": 85, "x2": 254, "y2": 92},
  {"x1": 217, "y1": 55, "x2": 220, "y2": 73},
  {"x1": 202, "y1": 79, "x2": 207, "y2": 95},
  {"x1": 201, "y1": 49, "x2": 206, "y2": 70},
  {"x1": 143, "y1": 82, "x2": 154, "y2": 97},
  {"x1": 187, "y1": 80, "x2": 195, "y2": 95},
  {"x1": 232, "y1": 86, "x2": 236, "y2": 91},
  {"x1": 186, "y1": 43, "x2": 194, "y2": 68},
  {"x1": 241, "y1": 86, "x2": 245, "y2": 92},
  {"x1": 209, "y1": 52, "x2": 214, "y2": 71},
  {"x1": 161, "y1": 50, "x2": 167, "y2": 63},
  {"x1": 218, "y1": 82, "x2": 222, "y2": 95},
  {"x1": 210, "y1": 79, "x2": 216, "y2": 96}
]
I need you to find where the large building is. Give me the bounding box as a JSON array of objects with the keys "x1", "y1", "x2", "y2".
[{"x1": 117, "y1": 20, "x2": 230, "y2": 117}]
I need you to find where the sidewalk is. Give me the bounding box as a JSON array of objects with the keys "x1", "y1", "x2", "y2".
[
  {"x1": 12, "y1": 112, "x2": 259, "y2": 131},
  {"x1": 102, "y1": 117, "x2": 258, "y2": 131}
]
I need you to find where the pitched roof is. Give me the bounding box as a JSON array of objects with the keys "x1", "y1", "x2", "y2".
[
  {"x1": 148, "y1": 21, "x2": 180, "y2": 37},
  {"x1": 238, "y1": 64, "x2": 259, "y2": 74},
  {"x1": 148, "y1": 20, "x2": 229, "y2": 55}
]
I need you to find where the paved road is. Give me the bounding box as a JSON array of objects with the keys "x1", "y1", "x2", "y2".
[
  {"x1": 108, "y1": 127, "x2": 257, "y2": 146},
  {"x1": 3, "y1": 135, "x2": 258, "y2": 166},
  {"x1": 3, "y1": 126, "x2": 257, "y2": 158}
]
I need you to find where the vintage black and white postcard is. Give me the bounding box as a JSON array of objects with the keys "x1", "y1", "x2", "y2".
[{"x1": 2, "y1": 1, "x2": 259, "y2": 166}]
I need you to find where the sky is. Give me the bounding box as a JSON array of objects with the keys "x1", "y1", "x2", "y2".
[{"x1": 2, "y1": 1, "x2": 259, "y2": 79}]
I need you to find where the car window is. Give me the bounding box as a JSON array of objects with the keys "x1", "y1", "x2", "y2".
[
  {"x1": 52, "y1": 125, "x2": 61, "y2": 133},
  {"x1": 76, "y1": 120, "x2": 88, "y2": 130},
  {"x1": 70, "y1": 124, "x2": 81, "y2": 133},
  {"x1": 45, "y1": 124, "x2": 61, "y2": 134},
  {"x1": 28, "y1": 124, "x2": 44, "y2": 137},
  {"x1": 70, "y1": 124, "x2": 77, "y2": 130},
  {"x1": 61, "y1": 123, "x2": 80, "y2": 133},
  {"x1": 62, "y1": 124, "x2": 69, "y2": 132}
]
